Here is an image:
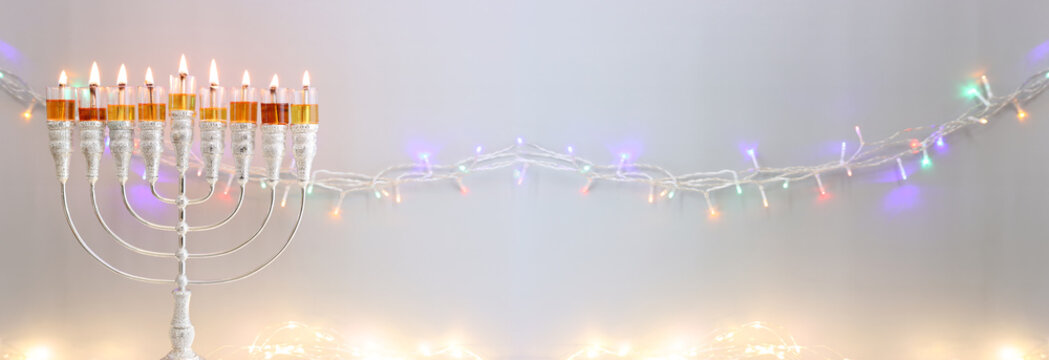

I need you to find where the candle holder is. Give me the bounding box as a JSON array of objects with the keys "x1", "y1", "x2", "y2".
[{"x1": 47, "y1": 65, "x2": 319, "y2": 360}]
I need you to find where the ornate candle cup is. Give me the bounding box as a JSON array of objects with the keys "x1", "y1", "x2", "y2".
[
  {"x1": 260, "y1": 78, "x2": 289, "y2": 185},
  {"x1": 78, "y1": 63, "x2": 107, "y2": 183},
  {"x1": 46, "y1": 73, "x2": 76, "y2": 183},
  {"x1": 198, "y1": 82, "x2": 227, "y2": 184},
  {"x1": 106, "y1": 69, "x2": 136, "y2": 184},
  {"x1": 169, "y1": 66, "x2": 196, "y2": 174},
  {"x1": 232, "y1": 75, "x2": 262, "y2": 185},
  {"x1": 138, "y1": 71, "x2": 167, "y2": 184},
  {"x1": 291, "y1": 72, "x2": 318, "y2": 185}
]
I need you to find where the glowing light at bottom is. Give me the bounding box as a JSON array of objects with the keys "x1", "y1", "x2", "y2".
[
  {"x1": 207, "y1": 321, "x2": 485, "y2": 360},
  {"x1": 566, "y1": 322, "x2": 846, "y2": 360}
]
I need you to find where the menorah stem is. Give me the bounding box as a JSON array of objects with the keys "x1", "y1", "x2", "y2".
[{"x1": 165, "y1": 171, "x2": 201, "y2": 360}]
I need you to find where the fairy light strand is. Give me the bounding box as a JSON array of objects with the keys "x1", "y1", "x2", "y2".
[
  {"x1": 7, "y1": 68, "x2": 1049, "y2": 216},
  {"x1": 205, "y1": 321, "x2": 485, "y2": 360},
  {"x1": 566, "y1": 322, "x2": 847, "y2": 360}
]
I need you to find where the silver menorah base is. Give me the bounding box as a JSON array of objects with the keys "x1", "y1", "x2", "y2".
[
  {"x1": 163, "y1": 290, "x2": 201, "y2": 360},
  {"x1": 49, "y1": 107, "x2": 318, "y2": 357}
]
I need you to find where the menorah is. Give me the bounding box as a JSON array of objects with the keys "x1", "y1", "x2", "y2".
[{"x1": 44, "y1": 58, "x2": 319, "y2": 360}]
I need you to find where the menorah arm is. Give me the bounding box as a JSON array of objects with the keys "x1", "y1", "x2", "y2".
[
  {"x1": 190, "y1": 187, "x2": 305, "y2": 286},
  {"x1": 120, "y1": 184, "x2": 177, "y2": 231},
  {"x1": 60, "y1": 183, "x2": 172, "y2": 285},
  {"x1": 150, "y1": 183, "x2": 177, "y2": 205},
  {"x1": 188, "y1": 184, "x2": 246, "y2": 232},
  {"x1": 91, "y1": 183, "x2": 176, "y2": 258},
  {"x1": 187, "y1": 184, "x2": 216, "y2": 205},
  {"x1": 151, "y1": 183, "x2": 216, "y2": 206},
  {"x1": 189, "y1": 187, "x2": 276, "y2": 259}
]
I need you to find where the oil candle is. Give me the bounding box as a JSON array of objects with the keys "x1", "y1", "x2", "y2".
[
  {"x1": 106, "y1": 64, "x2": 135, "y2": 121},
  {"x1": 291, "y1": 70, "x2": 318, "y2": 124},
  {"x1": 230, "y1": 70, "x2": 258, "y2": 123},
  {"x1": 261, "y1": 74, "x2": 290, "y2": 125},
  {"x1": 138, "y1": 67, "x2": 167, "y2": 121},
  {"x1": 78, "y1": 62, "x2": 107, "y2": 121},
  {"x1": 169, "y1": 54, "x2": 196, "y2": 112},
  {"x1": 198, "y1": 59, "x2": 227, "y2": 122},
  {"x1": 46, "y1": 71, "x2": 75, "y2": 121}
]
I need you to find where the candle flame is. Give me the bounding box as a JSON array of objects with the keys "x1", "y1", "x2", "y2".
[
  {"x1": 242, "y1": 70, "x2": 251, "y2": 87},
  {"x1": 209, "y1": 59, "x2": 219, "y2": 86},
  {"x1": 58, "y1": 70, "x2": 67, "y2": 87},
  {"x1": 88, "y1": 61, "x2": 100, "y2": 87},
  {"x1": 178, "y1": 54, "x2": 188, "y2": 76},
  {"x1": 302, "y1": 70, "x2": 310, "y2": 88},
  {"x1": 269, "y1": 74, "x2": 279, "y2": 89},
  {"x1": 145, "y1": 67, "x2": 154, "y2": 85},
  {"x1": 117, "y1": 64, "x2": 128, "y2": 86}
]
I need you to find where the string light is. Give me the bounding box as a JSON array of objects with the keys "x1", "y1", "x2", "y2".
[
  {"x1": 563, "y1": 322, "x2": 846, "y2": 360},
  {"x1": 332, "y1": 193, "x2": 344, "y2": 216},
  {"x1": 457, "y1": 178, "x2": 469, "y2": 195},
  {"x1": 839, "y1": 142, "x2": 851, "y2": 177},
  {"x1": 207, "y1": 321, "x2": 485, "y2": 360},
  {"x1": 747, "y1": 149, "x2": 768, "y2": 208},
  {"x1": 968, "y1": 86, "x2": 991, "y2": 106},
  {"x1": 581, "y1": 178, "x2": 594, "y2": 194},
  {"x1": 6, "y1": 67, "x2": 1048, "y2": 219},
  {"x1": 1014, "y1": 100, "x2": 1028, "y2": 121},
  {"x1": 280, "y1": 185, "x2": 290, "y2": 208},
  {"x1": 814, "y1": 173, "x2": 826, "y2": 196},
  {"x1": 896, "y1": 158, "x2": 907, "y2": 180},
  {"x1": 222, "y1": 172, "x2": 235, "y2": 195},
  {"x1": 982, "y1": 74, "x2": 995, "y2": 97},
  {"x1": 703, "y1": 192, "x2": 718, "y2": 218},
  {"x1": 22, "y1": 100, "x2": 34, "y2": 121},
  {"x1": 515, "y1": 164, "x2": 529, "y2": 185}
]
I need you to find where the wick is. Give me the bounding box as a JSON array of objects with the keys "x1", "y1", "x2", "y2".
[
  {"x1": 209, "y1": 84, "x2": 217, "y2": 108},
  {"x1": 147, "y1": 84, "x2": 154, "y2": 105},
  {"x1": 179, "y1": 73, "x2": 187, "y2": 94},
  {"x1": 118, "y1": 84, "x2": 126, "y2": 105},
  {"x1": 89, "y1": 84, "x2": 97, "y2": 108}
]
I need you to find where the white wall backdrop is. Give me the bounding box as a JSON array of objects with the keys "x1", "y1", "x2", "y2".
[{"x1": 2, "y1": 1, "x2": 1049, "y2": 359}]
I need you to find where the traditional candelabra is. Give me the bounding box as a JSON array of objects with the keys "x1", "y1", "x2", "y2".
[{"x1": 44, "y1": 56, "x2": 319, "y2": 360}]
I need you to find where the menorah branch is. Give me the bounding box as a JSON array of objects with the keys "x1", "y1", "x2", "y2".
[
  {"x1": 190, "y1": 187, "x2": 276, "y2": 259},
  {"x1": 60, "y1": 183, "x2": 171, "y2": 284},
  {"x1": 190, "y1": 187, "x2": 306, "y2": 286},
  {"x1": 121, "y1": 184, "x2": 177, "y2": 231},
  {"x1": 91, "y1": 183, "x2": 175, "y2": 258},
  {"x1": 188, "y1": 184, "x2": 246, "y2": 231}
]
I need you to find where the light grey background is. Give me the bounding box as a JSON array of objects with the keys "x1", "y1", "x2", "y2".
[{"x1": 2, "y1": 1, "x2": 1049, "y2": 359}]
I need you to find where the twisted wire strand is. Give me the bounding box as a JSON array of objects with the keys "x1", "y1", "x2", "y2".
[{"x1": 8, "y1": 68, "x2": 1049, "y2": 214}]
